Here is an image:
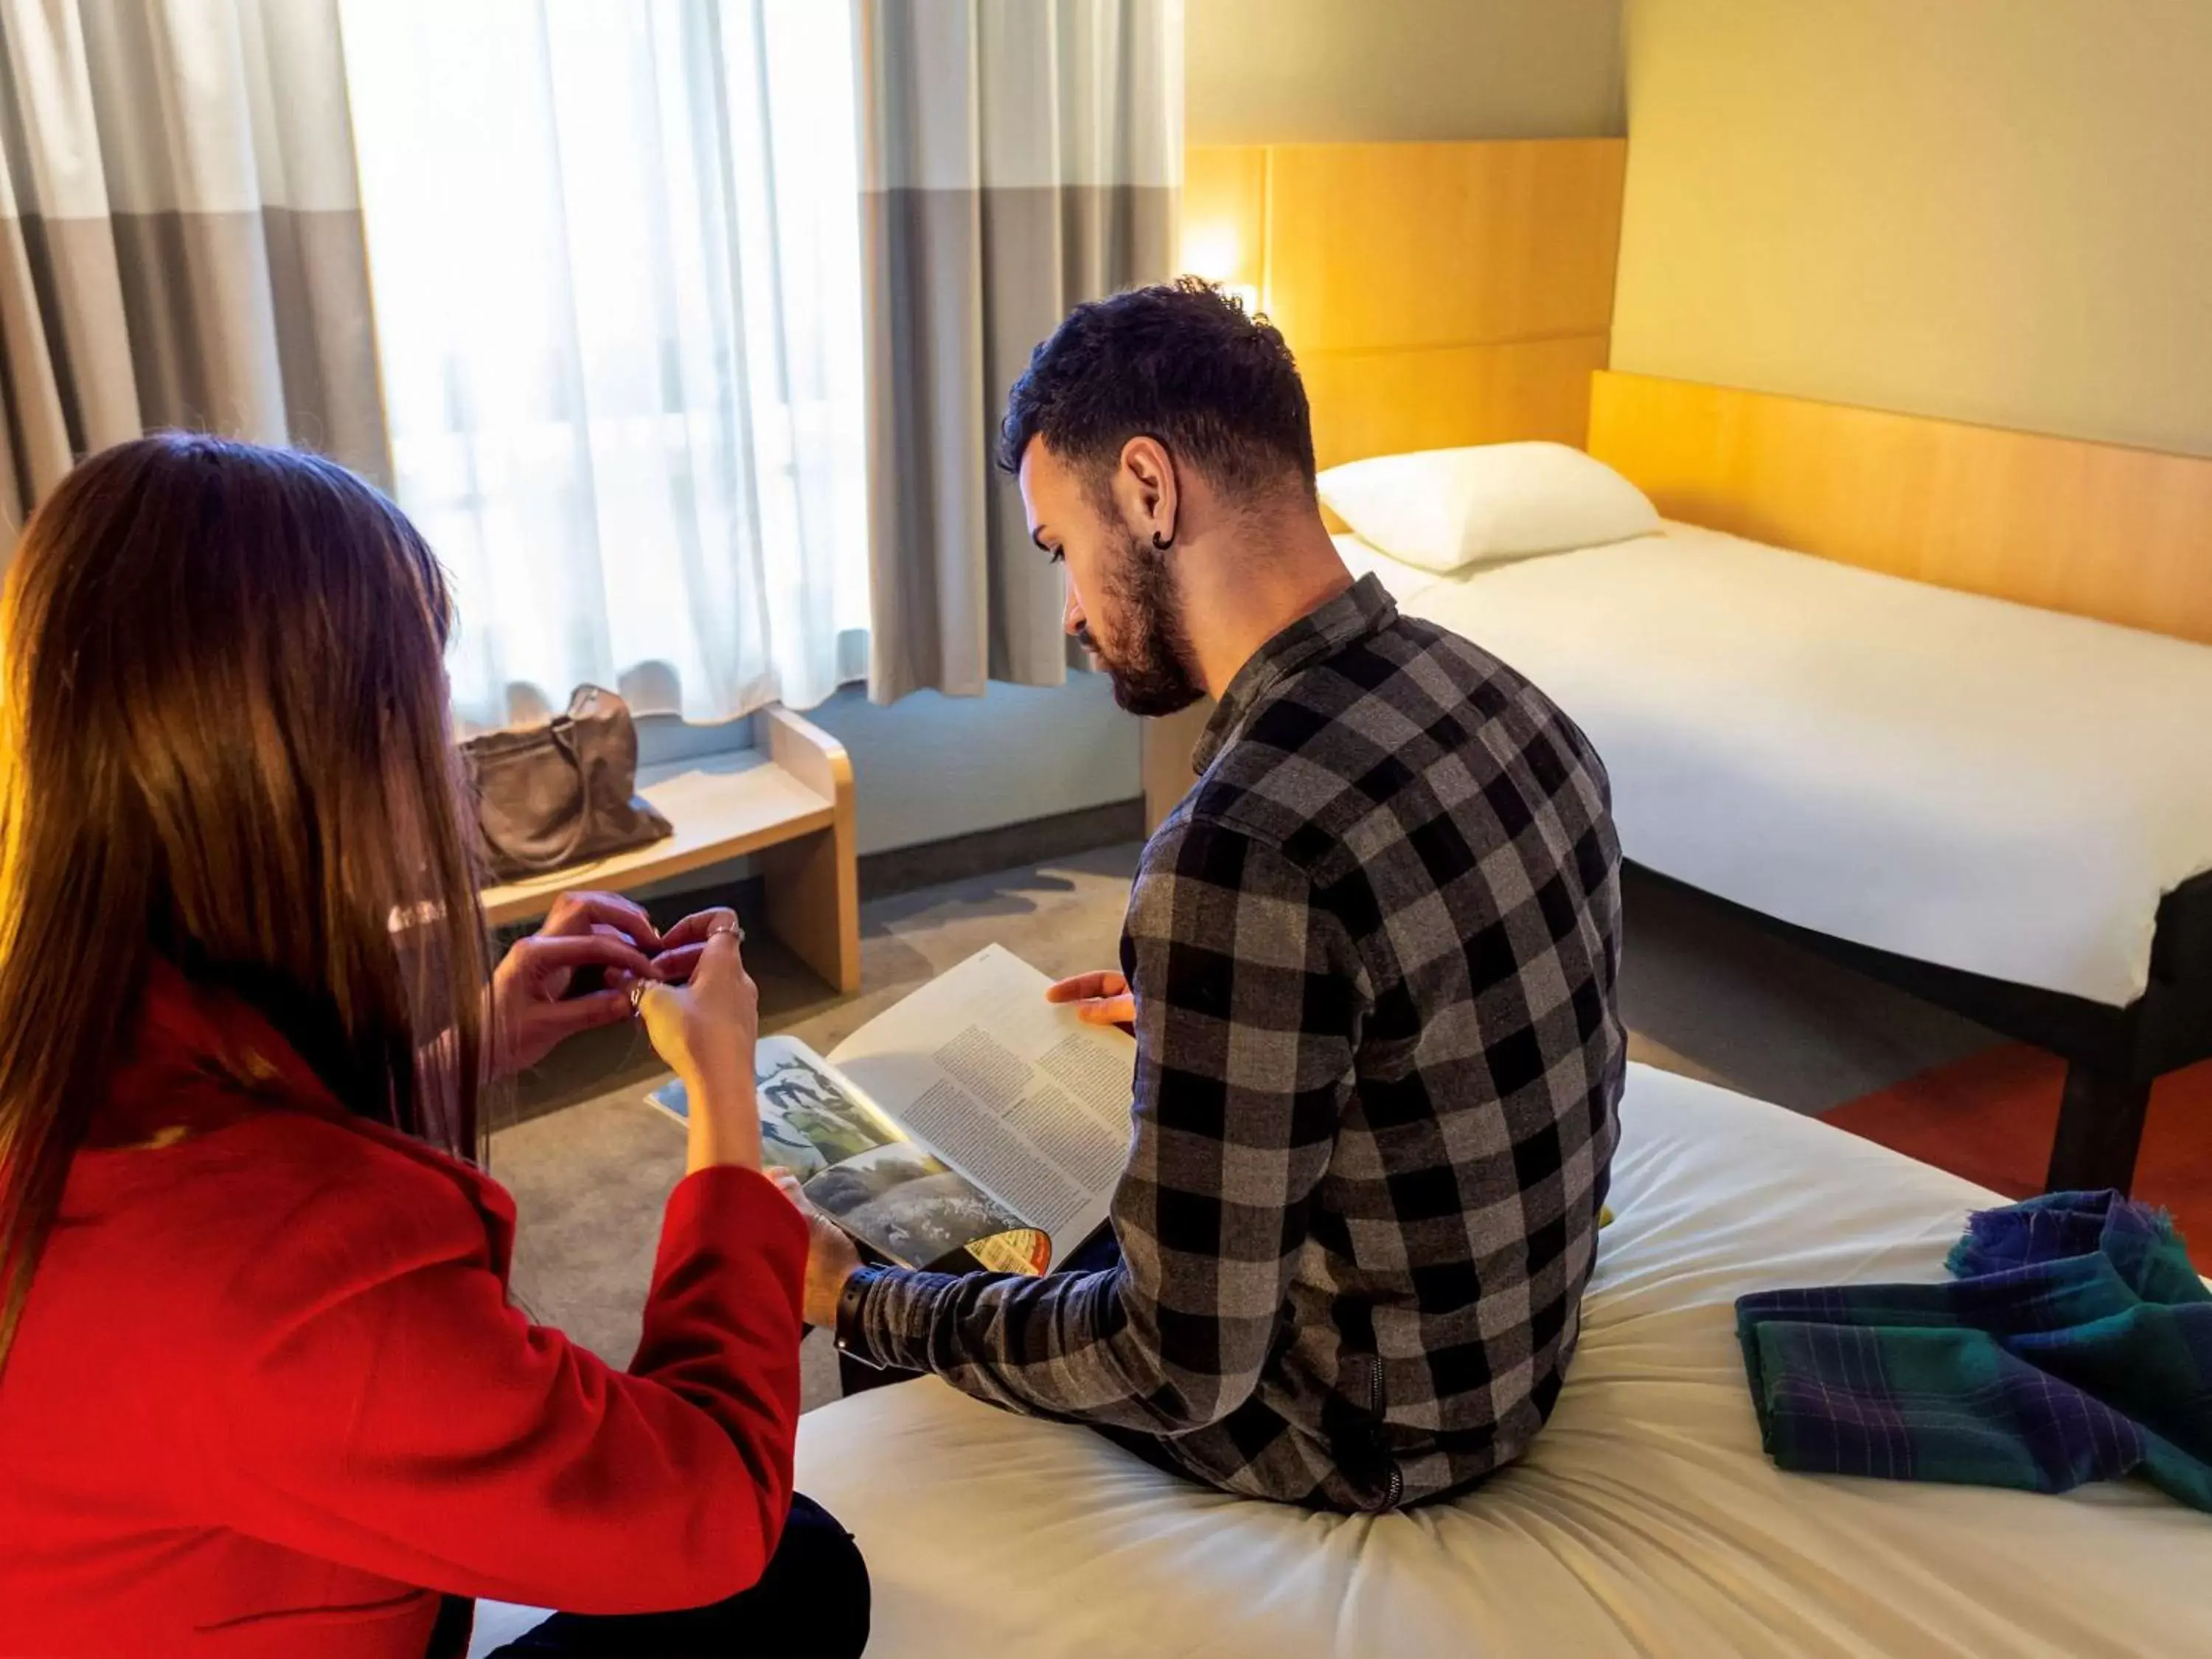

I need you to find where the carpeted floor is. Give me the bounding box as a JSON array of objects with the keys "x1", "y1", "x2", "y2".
[
  {"x1": 1825, "y1": 1048, "x2": 2212, "y2": 1265},
  {"x1": 489, "y1": 849, "x2": 2031, "y2": 1409}
]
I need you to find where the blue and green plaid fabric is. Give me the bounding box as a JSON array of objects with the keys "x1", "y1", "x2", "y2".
[{"x1": 1736, "y1": 1191, "x2": 2212, "y2": 1511}]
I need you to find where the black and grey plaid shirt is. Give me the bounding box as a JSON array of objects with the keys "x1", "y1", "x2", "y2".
[{"x1": 845, "y1": 574, "x2": 1624, "y2": 1509}]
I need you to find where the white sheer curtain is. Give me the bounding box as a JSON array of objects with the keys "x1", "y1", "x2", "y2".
[{"x1": 339, "y1": 0, "x2": 869, "y2": 729}]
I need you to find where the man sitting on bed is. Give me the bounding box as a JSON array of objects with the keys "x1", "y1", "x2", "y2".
[{"x1": 781, "y1": 278, "x2": 1626, "y2": 1512}]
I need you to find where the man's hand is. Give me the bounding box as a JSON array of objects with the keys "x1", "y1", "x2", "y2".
[
  {"x1": 488, "y1": 891, "x2": 664, "y2": 1078},
  {"x1": 1045, "y1": 969, "x2": 1135, "y2": 1032},
  {"x1": 768, "y1": 1168, "x2": 864, "y2": 1328}
]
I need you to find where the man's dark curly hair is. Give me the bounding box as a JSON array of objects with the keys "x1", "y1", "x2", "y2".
[{"x1": 996, "y1": 278, "x2": 1315, "y2": 503}]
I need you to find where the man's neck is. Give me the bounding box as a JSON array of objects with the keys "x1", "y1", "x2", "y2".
[{"x1": 1180, "y1": 508, "x2": 1354, "y2": 701}]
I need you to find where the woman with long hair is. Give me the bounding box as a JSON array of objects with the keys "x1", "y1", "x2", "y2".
[{"x1": 0, "y1": 436, "x2": 867, "y2": 1658}]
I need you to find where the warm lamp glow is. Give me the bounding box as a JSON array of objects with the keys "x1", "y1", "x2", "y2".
[
  {"x1": 1180, "y1": 223, "x2": 1242, "y2": 283},
  {"x1": 1181, "y1": 220, "x2": 1262, "y2": 313}
]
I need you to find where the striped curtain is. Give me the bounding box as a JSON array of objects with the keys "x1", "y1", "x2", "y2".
[
  {"x1": 858, "y1": 0, "x2": 1183, "y2": 704},
  {"x1": 0, "y1": 0, "x2": 387, "y2": 533}
]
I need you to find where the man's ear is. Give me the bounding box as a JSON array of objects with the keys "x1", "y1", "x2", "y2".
[{"x1": 1117, "y1": 436, "x2": 1177, "y2": 548}]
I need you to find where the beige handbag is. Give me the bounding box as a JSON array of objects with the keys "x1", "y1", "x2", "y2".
[{"x1": 462, "y1": 686, "x2": 673, "y2": 883}]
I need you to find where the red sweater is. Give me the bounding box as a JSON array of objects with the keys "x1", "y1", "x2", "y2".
[{"x1": 0, "y1": 963, "x2": 807, "y2": 1659}]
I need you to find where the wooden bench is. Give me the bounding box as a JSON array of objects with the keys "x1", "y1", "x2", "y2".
[{"x1": 480, "y1": 706, "x2": 860, "y2": 994}]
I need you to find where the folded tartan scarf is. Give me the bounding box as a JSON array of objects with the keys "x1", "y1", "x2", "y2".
[{"x1": 1736, "y1": 1190, "x2": 2212, "y2": 1510}]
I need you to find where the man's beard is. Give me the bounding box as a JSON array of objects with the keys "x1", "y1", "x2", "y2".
[{"x1": 1077, "y1": 528, "x2": 1206, "y2": 717}]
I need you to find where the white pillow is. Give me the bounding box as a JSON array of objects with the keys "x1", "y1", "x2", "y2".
[
  {"x1": 1315, "y1": 442, "x2": 1660, "y2": 572},
  {"x1": 1329, "y1": 533, "x2": 1444, "y2": 605}
]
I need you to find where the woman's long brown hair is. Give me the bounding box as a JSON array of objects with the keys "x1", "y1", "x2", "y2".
[{"x1": 0, "y1": 434, "x2": 488, "y2": 1371}]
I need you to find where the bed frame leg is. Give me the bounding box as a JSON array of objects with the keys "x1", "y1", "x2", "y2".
[{"x1": 2044, "y1": 1060, "x2": 2152, "y2": 1196}]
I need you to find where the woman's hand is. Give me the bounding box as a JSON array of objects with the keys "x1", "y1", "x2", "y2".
[
  {"x1": 1044, "y1": 968, "x2": 1135, "y2": 1032},
  {"x1": 637, "y1": 915, "x2": 763, "y2": 1173},
  {"x1": 644, "y1": 905, "x2": 741, "y2": 987},
  {"x1": 488, "y1": 892, "x2": 663, "y2": 1078}
]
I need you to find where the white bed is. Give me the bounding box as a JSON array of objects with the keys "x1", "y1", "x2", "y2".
[
  {"x1": 1334, "y1": 523, "x2": 2212, "y2": 1009},
  {"x1": 786, "y1": 1063, "x2": 2207, "y2": 1659}
]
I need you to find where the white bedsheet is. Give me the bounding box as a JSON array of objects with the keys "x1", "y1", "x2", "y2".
[
  {"x1": 1382, "y1": 524, "x2": 2212, "y2": 1006},
  {"x1": 790, "y1": 1064, "x2": 2208, "y2": 1658}
]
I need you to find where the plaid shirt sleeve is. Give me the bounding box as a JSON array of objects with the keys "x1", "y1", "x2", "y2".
[{"x1": 842, "y1": 813, "x2": 1365, "y2": 1433}]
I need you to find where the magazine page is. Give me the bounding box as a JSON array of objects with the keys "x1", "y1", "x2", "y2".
[
  {"x1": 826, "y1": 943, "x2": 1137, "y2": 1267},
  {"x1": 649, "y1": 1035, "x2": 1049, "y2": 1275}
]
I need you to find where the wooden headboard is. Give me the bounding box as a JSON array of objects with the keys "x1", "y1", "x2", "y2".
[
  {"x1": 1179, "y1": 139, "x2": 2212, "y2": 647},
  {"x1": 1183, "y1": 139, "x2": 1626, "y2": 471},
  {"x1": 1589, "y1": 372, "x2": 2212, "y2": 645}
]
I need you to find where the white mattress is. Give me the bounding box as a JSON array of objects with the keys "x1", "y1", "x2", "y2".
[
  {"x1": 789, "y1": 1064, "x2": 2207, "y2": 1658},
  {"x1": 1357, "y1": 524, "x2": 2212, "y2": 1006}
]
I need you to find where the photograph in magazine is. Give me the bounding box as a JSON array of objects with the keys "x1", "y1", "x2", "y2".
[{"x1": 651, "y1": 1035, "x2": 1051, "y2": 1276}]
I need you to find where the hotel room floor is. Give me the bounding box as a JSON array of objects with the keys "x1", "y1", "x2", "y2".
[{"x1": 485, "y1": 844, "x2": 2102, "y2": 1411}]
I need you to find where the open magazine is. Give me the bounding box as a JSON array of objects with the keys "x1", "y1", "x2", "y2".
[{"x1": 648, "y1": 944, "x2": 1135, "y2": 1276}]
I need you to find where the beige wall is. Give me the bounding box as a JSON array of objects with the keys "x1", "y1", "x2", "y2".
[
  {"x1": 1611, "y1": 0, "x2": 2212, "y2": 458},
  {"x1": 1186, "y1": 0, "x2": 1624, "y2": 143}
]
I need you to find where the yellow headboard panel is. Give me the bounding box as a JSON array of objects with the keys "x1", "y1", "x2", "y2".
[
  {"x1": 1588, "y1": 371, "x2": 2212, "y2": 644},
  {"x1": 1182, "y1": 139, "x2": 1627, "y2": 472}
]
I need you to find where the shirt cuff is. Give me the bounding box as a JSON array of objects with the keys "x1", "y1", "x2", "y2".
[
  {"x1": 832, "y1": 1265, "x2": 888, "y2": 1368},
  {"x1": 839, "y1": 1264, "x2": 970, "y2": 1375}
]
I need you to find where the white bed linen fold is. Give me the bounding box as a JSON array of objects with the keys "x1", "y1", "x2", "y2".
[{"x1": 1394, "y1": 524, "x2": 2212, "y2": 1005}]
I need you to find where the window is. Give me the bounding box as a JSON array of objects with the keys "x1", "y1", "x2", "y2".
[{"x1": 341, "y1": 0, "x2": 869, "y2": 728}]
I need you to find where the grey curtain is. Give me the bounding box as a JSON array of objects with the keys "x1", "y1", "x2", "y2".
[
  {"x1": 858, "y1": 0, "x2": 1183, "y2": 703},
  {"x1": 0, "y1": 0, "x2": 388, "y2": 534}
]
